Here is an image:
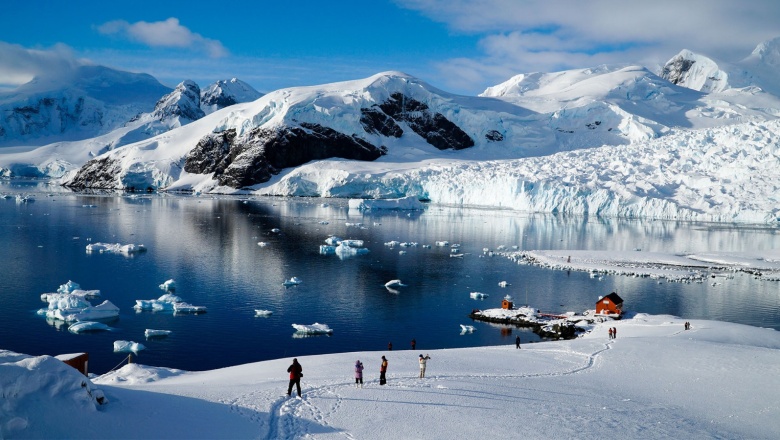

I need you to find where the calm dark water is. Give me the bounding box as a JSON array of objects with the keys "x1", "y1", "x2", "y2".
[{"x1": 1, "y1": 180, "x2": 779, "y2": 374}]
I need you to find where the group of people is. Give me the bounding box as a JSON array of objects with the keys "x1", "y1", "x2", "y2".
[
  {"x1": 608, "y1": 327, "x2": 618, "y2": 339},
  {"x1": 288, "y1": 352, "x2": 432, "y2": 397},
  {"x1": 684, "y1": 321, "x2": 691, "y2": 330}
]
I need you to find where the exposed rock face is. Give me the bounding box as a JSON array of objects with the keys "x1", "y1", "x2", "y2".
[
  {"x1": 662, "y1": 56, "x2": 696, "y2": 86},
  {"x1": 184, "y1": 123, "x2": 387, "y2": 188},
  {"x1": 359, "y1": 107, "x2": 403, "y2": 137},
  {"x1": 375, "y1": 93, "x2": 474, "y2": 150},
  {"x1": 485, "y1": 130, "x2": 504, "y2": 141},
  {"x1": 64, "y1": 156, "x2": 124, "y2": 189},
  {"x1": 152, "y1": 80, "x2": 205, "y2": 123}
]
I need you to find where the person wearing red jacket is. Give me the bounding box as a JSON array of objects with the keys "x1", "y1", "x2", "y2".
[{"x1": 286, "y1": 358, "x2": 303, "y2": 397}]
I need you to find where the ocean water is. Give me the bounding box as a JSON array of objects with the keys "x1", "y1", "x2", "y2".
[{"x1": 1, "y1": 180, "x2": 778, "y2": 374}]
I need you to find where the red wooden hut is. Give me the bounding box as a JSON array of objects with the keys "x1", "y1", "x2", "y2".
[{"x1": 596, "y1": 292, "x2": 623, "y2": 316}]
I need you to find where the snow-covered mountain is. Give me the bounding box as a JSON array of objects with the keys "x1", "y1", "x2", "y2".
[
  {"x1": 7, "y1": 38, "x2": 780, "y2": 223},
  {"x1": 0, "y1": 77, "x2": 262, "y2": 178},
  {"x1": 200, "y1": 78, "x2": 263, "y2": 115},
  {"x1": 0, "y1": 65, "x2": 171, "y2": 147}
]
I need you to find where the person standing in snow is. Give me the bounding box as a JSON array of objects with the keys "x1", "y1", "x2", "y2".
[
  {"x1": 354, "y1": 360, "x2": 364, "y2": 388},
  {"x1": 286, "y1": 358, "x2": 303, "y2": 397},
  {"x1": 608, "y1": 327, "x2": 613, "y2": 339},
  {"x1": 411, "y1": 338, "x2": 416, "y2": 350},
  {"x1": 388, "y1": 341, "x2": 393, "y2": 351},
  {"x1": 380, "y1": 356, "x2": 388, "y2": 385},
  {"x1": 418, "y1": 354, "x2": 431, "y2": 378},
  {"x1": 612, "y1": 327, "x2": 617, "y2": 339},
  {"x1": 515, "y1": 335, "x2": 521, "y2": 349}
]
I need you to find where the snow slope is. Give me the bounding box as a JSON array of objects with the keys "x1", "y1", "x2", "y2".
[
  {"x1": 0, "y1": 65, "x2": 171, "y2": 147},
  {"x1": 2, "y1": 314, "x2": 779, "y2": 439}
]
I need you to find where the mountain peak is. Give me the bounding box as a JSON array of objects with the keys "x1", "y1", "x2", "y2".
[
  {"x1": 749, "y1": 36, "x2": 780, "y2": 67},
  {"x1": 661, "y1": 49, "x2": 729, "y2": 93},
  {"x1": 200, "y1": 78, "x2": 262, "y2": 115},
  {"x1": 152, "y1": 80, "x2": 205, "y2": 124}
]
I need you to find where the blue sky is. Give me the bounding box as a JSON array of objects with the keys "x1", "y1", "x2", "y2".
[{"x1": 2, "y1": 0, "x2": 779, "y2": 95}]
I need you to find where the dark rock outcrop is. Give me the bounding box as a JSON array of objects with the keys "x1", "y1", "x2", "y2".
[
  {"x1": 376, "y1": 93, "x2": 474, "y2": 150},
  {"x1": 662, "y1": 56, "x2": 696, "y2": 85},
  {"x1": 65, "y1": 156, "x2": 124, "y2": 189},
  {"x1": 485, "y1": 130, "x2": 504, "y2": 141},
  {"x1": 360, "y1": 107, "x2": 404, "y2": 137},
  {"x1": 185, "y1": 123, "x2": 387, "y2": 188}
]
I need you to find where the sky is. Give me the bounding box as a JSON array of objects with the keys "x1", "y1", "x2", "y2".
[{"x1": 1, "y1": 0, "x2": 780, "y2": 95}]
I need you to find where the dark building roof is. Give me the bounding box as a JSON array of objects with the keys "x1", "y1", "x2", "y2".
[{"x1": 602, "y1": 292, "x2": 624, "y2": 304}]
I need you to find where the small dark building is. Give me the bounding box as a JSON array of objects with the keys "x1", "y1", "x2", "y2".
[{"x1": 596, "y1": 292, "x2": 623, "y2": 316}]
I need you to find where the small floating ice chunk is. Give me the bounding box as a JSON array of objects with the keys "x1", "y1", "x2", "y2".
[
  {"x1": 254, "y1": 309, "x2": 273, "y2": 317},
  {"x1": 384, "y1": 241, "x2": 399, "y2": 247},
  {"x1": 470, "y1": 292, "x2": 488, "y2": 299},
  {"x1": 498, "y1": 281, "x2": 509, "y2": 288},
  {"x1": 114, "y1": 340, "x2": 146, "y2": 353},
  {"x1": 68, "y1": 321, "x2": 114, "y2": 334},
  {"x1": 173, "y1": 302, "x2": 207, "y2": 314},
  {"x1": 283, "y1": 277, "x2": 303, "y2": 286},
  {"x1": 271, "y1": 228, "x2": 281, "y2": 233},
  {"x1": 345, "y1": 222, "x2": 363, "y2": 227},
  {"x1": 144, "y1": 329, "x2": 172, "y2": 338},
  {"x1": 460, "y1": 325, "x2": 476, "y2": 333},
  {"x1": 384, "y1": 279, "x2": 406, "y2": 288},
  {"x1": 339, "y1": 239, "x2": 364, "y2": 247},
  {"x1": 348, "y1": 196, "x2": 424, "y2": 211},
  {"x1": 292, "y1": 323, "x2": 333, "y2": 334},
  {"x1": 257, "y1": 242, "x2": 268, "y2": 247},
  {"x1": 86, "y1": 243, "x2": 147, "y2": 254},
  {"x1": 158, "y1": 279, "x2": 176, "y2": 291},
  {"x1": 318, "y1": 221, "x2": 329, "y2": 225},
  {"x1": 435, "y1": 241, "x2": 449, "y2": 247}
]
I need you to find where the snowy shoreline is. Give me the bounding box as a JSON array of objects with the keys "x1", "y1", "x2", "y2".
[{"x1": 2, "y1": 312, "x2": 779, "y2": 439}]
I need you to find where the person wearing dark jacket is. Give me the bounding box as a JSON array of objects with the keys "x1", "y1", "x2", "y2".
[
  {"x1": 379, "y1": 356, "x2": 388, "y2": 385},
  {"x1": 354, "y1": 360, "x2": 364, "y2": 388},
  {"x1": 287, "y1": 358, "x2": 303, "y2": 397}
]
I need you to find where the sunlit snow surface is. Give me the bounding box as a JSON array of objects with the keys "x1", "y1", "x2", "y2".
[{"x1": 3, "y1": 313, "x2": 780, "y2": 439}]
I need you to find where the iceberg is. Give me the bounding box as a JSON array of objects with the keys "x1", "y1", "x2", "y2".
[
  {"x1": 68, "y1": 321, "x2": 114, "y2": 334},
  {"x1": 172, "y1": 302, "x2": 207, "y2": 314},
  {"x1": 134, "y1": 293, "x2": 183, "y2": 311},
  {"x1": 470, "y1": 292, "x2": 488, "y2": 299},
  {"x1": 158, "y1": 279, "x2": 176, "y2": 291},
  {"x1": 460, "y1": 325, "x2": 476, "y2": 333},
  {"x1": 113, "y1": 340, "x2": 146, "y2": 353},
  {"x1": 254, "y1": 309, "x2": 273, "y2": 317},
  {"x1": 52, "y1": 300, "x2": 120, "y2": 322},
  {"x1": 384, "y1": 279, "x2": 406, "y2": 288},
  {"x1": 144, "y1": 329, "x2": 172, "y2": 338},
  {"x1": 283, "y1": 277, "x2": 303, "y2": 286},
  {"x1": 292, "y1": 323, "x2": 333, "y2": 334},
  {"x1": 86, "y1": 243, "x2": 147, "y2": 255}
]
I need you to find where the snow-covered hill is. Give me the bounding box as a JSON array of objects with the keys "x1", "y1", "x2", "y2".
[
  {"x1": 0, "y1": 65, "x2": 171, "y2": 147},
  {"x1": 0, "y1": 77, "x2": 262, "y2": 178}
]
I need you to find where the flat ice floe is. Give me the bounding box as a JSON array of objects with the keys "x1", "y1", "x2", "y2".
[
  {"x1": 144, "y1": 329, "x2": 172, "y2": 338},
  {"x1": 68, "y1": 321, "x2": 115, "y2": 334},
  {"x1": 384, "y1": 279, "x2": 405, "y2": 287},
  {"x1": 282, "y1": 277, "x2": 303, "y2": 286},
  {"x1": 254, "y1": 310, "x2": 273, "y2": 317},
  {"x1": 291, "y1": 323, "x2": 333, "y2": 334},
  {"x1": 113, "y1": 340, "x2": 146, "y2": 353},
  {"x1": 86, "y1": 242, "x2": 147, "y2": 255}
]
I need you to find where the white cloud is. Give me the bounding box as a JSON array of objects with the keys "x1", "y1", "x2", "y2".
[
  {"x1": 399, "y1": 0, "x2": 780, "y2": 92},
  {"x1": 0, "y1": 42, "x2": 87, "y2": 88},
  {"x1": 97, "y1": 18, "x2": 228, "y2": 58}
]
